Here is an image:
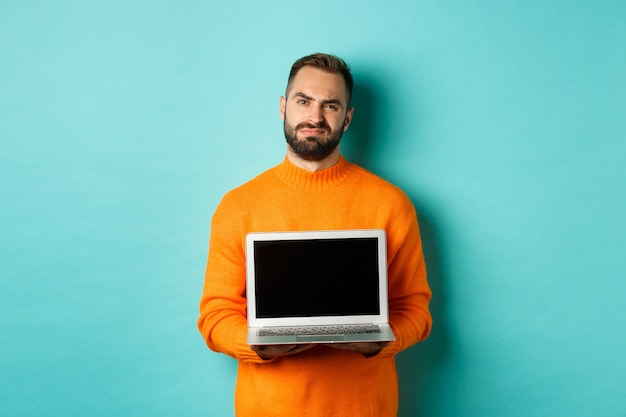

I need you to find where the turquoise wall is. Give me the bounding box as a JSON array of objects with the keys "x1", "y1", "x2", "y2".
[{"x1": 2, "y1": 1, "x2": 624, "y2": 416}]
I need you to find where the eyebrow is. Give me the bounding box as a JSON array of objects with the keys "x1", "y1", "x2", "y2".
[{"x1": 293, "y1": 92, "x2": 343, "y2": 106}]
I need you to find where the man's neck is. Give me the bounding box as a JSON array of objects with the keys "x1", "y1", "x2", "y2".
[{"x1": 286, "y1": 147, "x2": 341, "y2": 173}]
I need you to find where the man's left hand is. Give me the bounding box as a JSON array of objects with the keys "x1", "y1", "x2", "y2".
[{"x1": 323, "y1": 341, "x2": 390, "y2": 358}]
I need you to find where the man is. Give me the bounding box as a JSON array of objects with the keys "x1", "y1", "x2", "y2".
[{"x1": 198, "y1": 53, "x2": 432, "y2": 416}]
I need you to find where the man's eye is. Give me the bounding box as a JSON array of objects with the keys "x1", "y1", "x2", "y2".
[
  {"x1": 298, "y1": 99, "x2": 308, "y2": 105},
  {"x1": 326, "y1": 104, "x2": 338, "y2": 110}
]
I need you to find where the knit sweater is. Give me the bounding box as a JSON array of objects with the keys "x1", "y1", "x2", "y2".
[{"x1": 198, "y1": 156, "x2": 432, "y2": 417}]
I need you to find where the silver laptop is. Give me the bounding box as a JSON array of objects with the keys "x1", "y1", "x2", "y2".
[{"x1": 246, "y1": 229, "x2": 396, "y2": 345}]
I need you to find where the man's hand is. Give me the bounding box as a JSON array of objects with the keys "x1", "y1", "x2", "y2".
[
  {"x1": 251, "y1": 344, "x2": 315, "y2": 360},
  {"x1": 323, "y1": 341, "x2": 390, "y2": 358}
]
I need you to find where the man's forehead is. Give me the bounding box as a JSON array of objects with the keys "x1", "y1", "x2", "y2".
[{"x1": 287, "y1": 66, "x2": 348, "y2": 100}]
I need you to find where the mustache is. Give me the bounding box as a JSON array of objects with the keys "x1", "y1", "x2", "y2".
[{"x1": 296, "y1": 122, "x2": 331, "y2": 132}]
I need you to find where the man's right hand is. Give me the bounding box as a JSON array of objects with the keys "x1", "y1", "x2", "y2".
[{"x1": 250, "y1": 344, "x2": 315, "y2": 360}]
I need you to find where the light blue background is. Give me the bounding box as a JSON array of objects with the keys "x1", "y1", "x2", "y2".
[{"x1": 1, "y1": 1, "x2": 624, "y2": 416}]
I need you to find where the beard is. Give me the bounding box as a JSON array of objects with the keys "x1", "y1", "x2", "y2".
[{"x1": 283, "y1": 118, "x2": 345, "y2": 161}]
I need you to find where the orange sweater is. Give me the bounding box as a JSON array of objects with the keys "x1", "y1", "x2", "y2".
[{"x1": 198, "y1": 156, "x2": 432, "y2": 417}]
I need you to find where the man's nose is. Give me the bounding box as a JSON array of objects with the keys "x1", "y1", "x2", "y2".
[{"x1": 308, "y1": 104, "x2": 325, "y2": 123}]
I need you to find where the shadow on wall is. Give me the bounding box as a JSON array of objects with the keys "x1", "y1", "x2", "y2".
[
  {"x1": 344, "y1": 77, "x2": 451, "y2": 417},
  {"x1": 396, "y1": 202, "x2": 450, "y2": 417},
  {"x1": 341, "y1": 75, "x2": 379, "y2": 168}
]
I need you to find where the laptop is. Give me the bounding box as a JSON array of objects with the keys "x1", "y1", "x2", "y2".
[{"x1": 246, "y1": 229, "x2": 396, "y2": 345}]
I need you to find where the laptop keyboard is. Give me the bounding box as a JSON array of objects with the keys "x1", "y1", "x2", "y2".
[{"x1": 259, "y1": 325, "x2": 381, "y2": 336}]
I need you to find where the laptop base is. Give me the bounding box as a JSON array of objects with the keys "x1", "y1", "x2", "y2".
[{"x1": 247, "y1": 324, "x2": 395, "y2": 345}]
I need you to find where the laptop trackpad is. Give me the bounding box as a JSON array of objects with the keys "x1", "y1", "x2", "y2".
[{"x1": 296, "y1": 335, "x2": 345, "y2": 342}]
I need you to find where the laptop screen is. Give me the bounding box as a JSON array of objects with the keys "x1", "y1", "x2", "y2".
[{"x1": 253, "y1": 237, "x2": 381, "y2": 318}]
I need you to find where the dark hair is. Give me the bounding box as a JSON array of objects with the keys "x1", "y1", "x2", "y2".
[{"x1": 286, "y1": 53, "x2": 354, "y2": 105}]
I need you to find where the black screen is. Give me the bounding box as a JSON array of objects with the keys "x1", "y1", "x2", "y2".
[{"x1": 253, "y1": 237, "x2": 380, "y2": 318}]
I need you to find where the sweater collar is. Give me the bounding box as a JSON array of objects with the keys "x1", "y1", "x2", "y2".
[{"x1": 274, "y1": 155, "x2": 352, "y2": 190}]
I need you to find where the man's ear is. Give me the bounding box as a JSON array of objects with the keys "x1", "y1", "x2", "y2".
[
  {"x1": 343, "y1": 107, "x2": 354, "y2": 131},
  {"x1": 279, "y1": 96, "x2": 286, "y2": 121}
]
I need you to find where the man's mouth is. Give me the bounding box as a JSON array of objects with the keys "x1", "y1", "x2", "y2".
[
  {"x1": 298, "y1": 124, "x2": 329, "y2": 136},
  {"x1": 300, "y1": 128, "x2": 326, "y2": 135}
]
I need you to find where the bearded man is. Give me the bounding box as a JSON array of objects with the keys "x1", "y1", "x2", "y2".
[{"x1": 198, "y1": 53, "x2": 432, "y2": 417}]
